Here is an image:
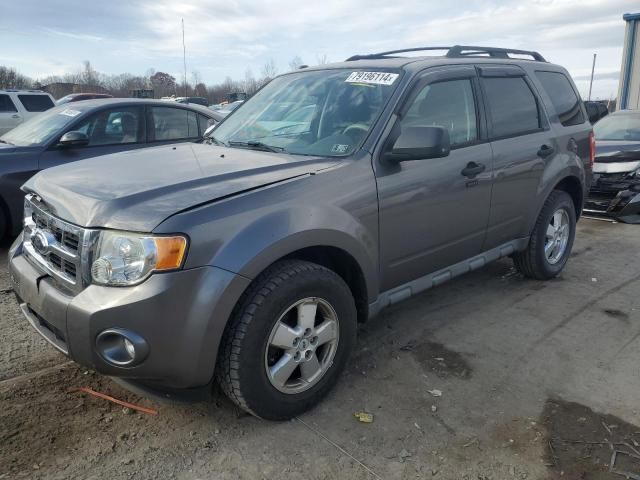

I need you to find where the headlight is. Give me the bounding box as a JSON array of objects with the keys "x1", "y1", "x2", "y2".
[{"x1": 91, "y1": 231, "x2": 187, "y2": 286}]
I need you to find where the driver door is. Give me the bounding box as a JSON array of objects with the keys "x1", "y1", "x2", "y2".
[{"x1": 375, "y1": 66, "x2": 494, "y2": 291}]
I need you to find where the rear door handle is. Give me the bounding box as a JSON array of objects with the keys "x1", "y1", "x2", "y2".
[
  {"x1": 11, "y1": 114, "x2": 20, "y2": 119},
  {"x1": 537, "y1": 144, "x2": 555, "y2": 158},
  {"x1": 461, "y1": 161, "x2": 486, "y2": 178}
]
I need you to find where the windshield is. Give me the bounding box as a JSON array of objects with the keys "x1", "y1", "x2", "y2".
[
  {"x1": 0, "y1": 106, "x2": 85, "y2": 146},
  {"x1": 594, "y1": 114, "x2": 640, "y2": 141},
  {"x1": 210, "y1": 69, "x2": 400, "y2": 157}
]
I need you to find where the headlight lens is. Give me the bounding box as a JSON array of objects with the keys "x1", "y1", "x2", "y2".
[{"x1": 91, "y1": 231, "x2": 187, "y2": 286}]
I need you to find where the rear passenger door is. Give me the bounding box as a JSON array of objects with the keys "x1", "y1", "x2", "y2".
[
  {"x1": 0, "y1": 94, "x2": 22, "y2": 135},
  {"x1": 147, "y1": 106, "x2": 201, "y2": 145},
  {"x1": 376, "y1": 66, "x2": 494, "y2": 290},
  {"x1": 479, "y1": 66, "x2": 554, "y2": 249}
]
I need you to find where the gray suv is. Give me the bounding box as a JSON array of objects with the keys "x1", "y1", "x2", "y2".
[{"x1": 8, "y1": 46, "x2": 592, "y2": 420}]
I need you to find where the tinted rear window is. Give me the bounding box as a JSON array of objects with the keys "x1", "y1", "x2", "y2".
[
  {"x1": 18, "y1": 94, "x2": 55, "y2": 112},
  {"x1": 0, "y1": 94, "x2": 17, "y2": 112},
  {"x1": 536, "y1": 71, "x2": 585, "y2": 127},
  {"x1": 483, "y1": 77, "x2": 540, "y2": 138}
]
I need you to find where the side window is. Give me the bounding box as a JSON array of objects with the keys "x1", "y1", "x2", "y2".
[
  {"x1": 73, "y1": 107, "x2": 143, "y2": 146},
  {"x1": 403, "y1": 79, "x2": 478, "y2": 147},
  {"x1": 0, "y1": 94, "x2": 17, "y2": 112},
  {"x1": 17, "y1": 94, "x2": 54, "y2": 112},
  {"x1": 198, "y1": 114, "x2": 216, "y2": 136},
  {"x1": 151, "y1": 107, "x2": 199, "y2": 141},
  {"x1": 482, "y1": 77, "x2": 541, "y2": 138},
  {"x1": 535, "y1": 71, "x2": 585, "y2": 126}
]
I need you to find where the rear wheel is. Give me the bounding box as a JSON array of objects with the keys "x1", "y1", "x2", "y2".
[
  {"x1": 216, "y1": 260, "x2": 357, "y2": 420},
  {"x1": 513, "y1": 190, "x2": 576, "y2": 280}
]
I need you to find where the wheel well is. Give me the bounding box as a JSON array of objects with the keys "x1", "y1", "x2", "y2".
[
  {"x1": 282, "y1": 246, "x2": 369, "y2": 323},
  {"x1": 553, "y1": 176, "x2": 583, "y2": 217},
  {"x1": 0, "y1": 195, "x2": 10, "y2": 239}
]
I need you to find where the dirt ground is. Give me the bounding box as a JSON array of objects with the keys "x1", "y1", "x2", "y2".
[{"x1": 1, "y1": 217, "x2": 639, "y2": 480}]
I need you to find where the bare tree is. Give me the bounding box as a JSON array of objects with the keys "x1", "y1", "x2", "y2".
[
  {"x1": 316, "y1": 54, "x2": 329, "y2": 65},
  {"x1": 261, "y1": 58, "x2": 278, "y2": 81},
  {"x1": 150, "y1": 71, "x2": 177, "y2": 98},
  {"x1": 81, "y1": 61, "x2": 99, "y2": 86},
  {"x1": 0, "y1": 66, "x2": 32, "y2": 89},
  {"x1": 288, "y1": 56, "x2": 304, "y2": 71}
]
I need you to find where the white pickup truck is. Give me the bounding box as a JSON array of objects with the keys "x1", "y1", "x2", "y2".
[{"x1": 0, "y1": 89, "x2": 55, "y2": 136}]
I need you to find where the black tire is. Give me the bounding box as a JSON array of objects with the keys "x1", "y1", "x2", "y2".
[
  {"x1": 513, "y1": 190, "x2": 576, "y2": 280},
  {"x1": 216, "y1": 260, "x2": 357, "y2": 420}
]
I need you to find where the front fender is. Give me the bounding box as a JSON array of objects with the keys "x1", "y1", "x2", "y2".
[{"x1": 155, "y1": 160, "x2": 380, "y2": 302}]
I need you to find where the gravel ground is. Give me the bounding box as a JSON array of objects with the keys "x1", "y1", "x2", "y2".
[{"x1": 1, "y1": 218, "x2": 639, "y2": 480}]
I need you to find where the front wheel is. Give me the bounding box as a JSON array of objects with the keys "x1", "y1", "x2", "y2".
[
  {"x1": 513, "y1": 190, "x2": 576, "y2": 280},
  {"x1": 216, "y1": 260, "x2": 357, "y2": 420}
]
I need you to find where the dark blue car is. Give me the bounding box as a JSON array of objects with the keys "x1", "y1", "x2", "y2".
[{"x1": 0, "y1": 98, "x2": 223, "y2": 238}]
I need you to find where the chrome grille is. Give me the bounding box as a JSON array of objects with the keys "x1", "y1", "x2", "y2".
[{"x1": 22, "y1": 194, "x2": 95, "y2": 293}]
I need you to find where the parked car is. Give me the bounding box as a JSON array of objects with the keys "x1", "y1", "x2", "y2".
[
  {"x1": 217, "y1": 100, "x2": 244, "y2": 116},
  {"x1": 0, "y1": 98, "x2": 223, "y2": 238},
  {"x1": 56, "y1": 93, "x2": 114, "y2": 105},
  {"x1": 585, "y1": 109, "x2": 640, "y2": 223},
  {"x1": 175, "y1": 97, "x2": 209, "y2": 107},
  {"x1": 584, "y1": 100, "x2": 609, "y2": 124},
  {"x1": 8, "y1": 46, "x2": 592, "y2": 420},
  {"x1": 0, "y1": 89, "x2": 55, "y2": 136}
]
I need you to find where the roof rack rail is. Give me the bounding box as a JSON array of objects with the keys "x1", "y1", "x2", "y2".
[{"x1": 346, "y1": 45, "x2": 546, "y2": 62}]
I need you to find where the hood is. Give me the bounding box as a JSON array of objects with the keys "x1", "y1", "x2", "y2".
[
  {"x1": 25, "y1": 143, "x2": 338, "y2": 231},
  {"x1": 595, "y1": 140, "x2": 640, "y2": 163}
]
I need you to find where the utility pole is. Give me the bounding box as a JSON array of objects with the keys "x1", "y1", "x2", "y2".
[
  {"x1": 182, "y1": 18, "x2": 187, "y2": 97},
  {"x1": 588, "y1": 53, "x2": 596, "y2": 101}
]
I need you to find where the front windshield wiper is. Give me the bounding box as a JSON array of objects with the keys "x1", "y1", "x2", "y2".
[
  {"x1": 205, "y1": 135, "x2": 227, "y2": 147},
  {"x1": 0, "y1": 139, "x2": 13, "y2": 145},
  {"x1": 228, "y1": 140, "x2": 287, "y2": 153}
]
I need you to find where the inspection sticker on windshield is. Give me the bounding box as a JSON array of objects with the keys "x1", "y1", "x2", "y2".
[
  {"x1": 59, "y1": 109, "x2": 81, "y2": 117},
  {"x1": 345, "y1": 71, "x2": 399, "y2": 86}
]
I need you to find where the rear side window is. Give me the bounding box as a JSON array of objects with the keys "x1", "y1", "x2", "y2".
[
  {"x1": 17, "y1": 94, "x2": 55, "y2": 112},
  {"x1": 0, "y1": 94, "x2": 17, "y2": 112},
  {"x1": 151, "y1": 107, "x2": 199, "y2": 141},
  {"x1": 483, "y1": 77, "x2": 540, "y2": 138},
  {"x1": 535, "y1": 71, "x2": 585, "y2": 126}
]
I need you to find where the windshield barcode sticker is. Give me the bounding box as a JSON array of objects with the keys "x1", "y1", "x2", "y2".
[{"x1": 345, "y1": 71, "x2": 399, "y2": 85}]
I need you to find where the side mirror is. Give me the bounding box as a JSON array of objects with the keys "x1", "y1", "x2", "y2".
[
  {"x1": 383, "y1": 126, "x2": 450, "y2": 162},
  {"x1": 58, "y1": 131, "x2": 89, "y2": 148}
]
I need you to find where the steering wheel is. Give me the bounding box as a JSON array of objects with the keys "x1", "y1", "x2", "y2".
[{"x1": 342, "y1": 123, "x2": 369, "y2": 138}]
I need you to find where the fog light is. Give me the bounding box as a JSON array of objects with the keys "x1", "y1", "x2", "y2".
[{"x1": 96, "y1": 329, "x2": 148, "y2": 367}]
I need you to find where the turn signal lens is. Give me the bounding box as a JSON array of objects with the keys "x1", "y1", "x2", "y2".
[
  {"x1": 588, "y1": 131, "x2": 595, "y2": 169},
  {"x1": 154, "y1": 236, "x2": 188, "y2": 270}
]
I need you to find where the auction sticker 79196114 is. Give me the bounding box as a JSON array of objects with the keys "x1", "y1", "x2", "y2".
[{"x1": 345, "y1": 71, "x2": 399, "y2": 86}]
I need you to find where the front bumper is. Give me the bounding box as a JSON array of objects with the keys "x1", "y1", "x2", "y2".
[
  {"x1": 585, "y1": 173, "x2": 640, "y2": 224},
  {"x1": 8, "y1": 235, "x2": 250, "y2": 389}
]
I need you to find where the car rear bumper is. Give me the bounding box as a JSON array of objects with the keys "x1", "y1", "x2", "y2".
[{"x1": 8, "y1": 235, "x2": 251, "y2": 389}]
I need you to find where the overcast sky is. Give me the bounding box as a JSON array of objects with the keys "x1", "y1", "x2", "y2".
[{"x1": 1, "y1": 0, "x2": 637, "y2": 100}]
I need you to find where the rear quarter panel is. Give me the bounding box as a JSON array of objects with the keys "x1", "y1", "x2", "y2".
[{"x1": 521, "y1": 64, "x2": 592, "y2": 231}]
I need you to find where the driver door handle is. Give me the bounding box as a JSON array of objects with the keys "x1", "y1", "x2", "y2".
[{"x1": 461, "y1": 161, "x2": 486, "y2": 178}]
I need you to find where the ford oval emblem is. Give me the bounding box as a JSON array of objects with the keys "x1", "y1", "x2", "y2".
[{"x1": 31, "y1": 230, "x2": 50, "y2": 256}]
